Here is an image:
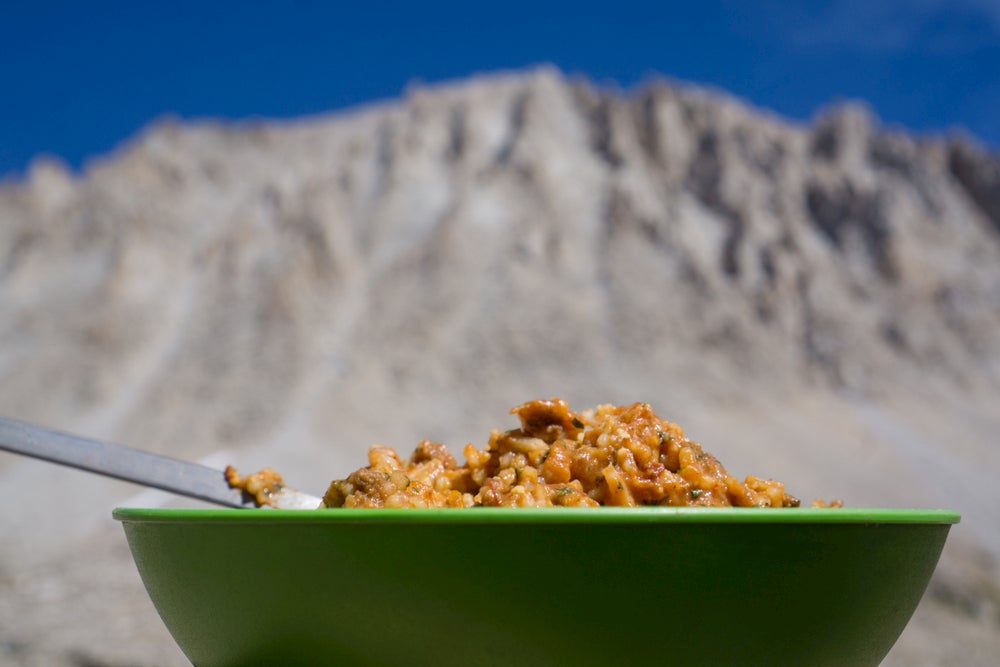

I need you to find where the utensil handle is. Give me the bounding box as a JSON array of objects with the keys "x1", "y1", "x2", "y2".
[{"x1": 0, "y1": 416, "x2": 251, "y2": 508}]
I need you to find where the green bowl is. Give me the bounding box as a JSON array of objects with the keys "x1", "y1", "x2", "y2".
[{"x1": 114, "y1": 507, "x2": 958, "y2": 667}]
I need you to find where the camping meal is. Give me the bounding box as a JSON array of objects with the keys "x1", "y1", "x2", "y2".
[{"x1": 227, "y1": 398, "x2": 841, "y2": 509}]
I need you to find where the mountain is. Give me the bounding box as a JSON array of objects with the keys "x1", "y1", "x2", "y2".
[{"x1": 1, "y1": 67, "x2": 998, "y2": 665}]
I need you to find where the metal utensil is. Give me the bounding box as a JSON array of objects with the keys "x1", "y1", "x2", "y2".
[{"x1": 0, "y1": 416, "x2": 321, "y2": 509}]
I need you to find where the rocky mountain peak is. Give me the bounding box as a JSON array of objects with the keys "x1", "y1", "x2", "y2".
[
  {"x1": 2, "y1": 67, "x2": 999, "y2": 666},
  {"x1": 1, "y1": 68, "x2": 999, "y2": 452}
]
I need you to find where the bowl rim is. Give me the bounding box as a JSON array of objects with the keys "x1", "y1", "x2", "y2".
[{"x1": 113, "y1": 506, "x2": 961, "y2": 525}]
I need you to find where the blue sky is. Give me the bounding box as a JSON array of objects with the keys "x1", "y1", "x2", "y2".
[{"x1": 2, "y1": 0, "x2": 998, "y2": 179}]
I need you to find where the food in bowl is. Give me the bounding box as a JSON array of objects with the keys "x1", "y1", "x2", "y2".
[{"x1": 229, "y1": 398, "x2": 841, "y2": 509}]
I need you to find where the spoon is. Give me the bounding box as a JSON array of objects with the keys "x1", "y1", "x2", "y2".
[{"x1": 0, "y1": 416, "x2": 322, "y2": 509}]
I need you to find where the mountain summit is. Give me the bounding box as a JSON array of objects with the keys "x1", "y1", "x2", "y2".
[{"x1": 1, "y1": 68, "x2": 998, "y2": 665}]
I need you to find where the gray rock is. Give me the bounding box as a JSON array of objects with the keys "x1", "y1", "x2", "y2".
[{"x1": 1, "y1": 67, "x2": 998, "y2": 664}]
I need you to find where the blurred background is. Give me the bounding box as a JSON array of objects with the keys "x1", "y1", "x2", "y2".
[{"x1": 1, "y1": 1, "x2": 998, "y2": 664}]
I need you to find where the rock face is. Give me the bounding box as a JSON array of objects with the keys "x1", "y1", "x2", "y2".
[{"x1": 1, "y1": 68, "x2": 999, "y2": 665}]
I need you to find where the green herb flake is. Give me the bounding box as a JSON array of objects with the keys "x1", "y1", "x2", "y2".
[
  {"x1": 689, "y1": 488, "x2": 703, "y2": 499},
  {"x1": 572, "y1": 417, "x2": 585, "y2": 429}
]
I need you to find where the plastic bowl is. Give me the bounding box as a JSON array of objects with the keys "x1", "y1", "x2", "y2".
[{"x1": 114, "y1": 507, "x2": 958, "y2": 667}]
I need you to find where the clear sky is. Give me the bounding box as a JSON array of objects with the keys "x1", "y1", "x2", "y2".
[{"x1": 2, "y1": 0, "x2": 998, "y2": 179}]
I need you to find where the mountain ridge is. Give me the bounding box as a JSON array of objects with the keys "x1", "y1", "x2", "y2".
[
  {"x1": 1, "y1": 67, "x2": 998, "y2": 665},
  {"x1": 6, "y1": 69, "x2": 999, "y2": 421}
]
